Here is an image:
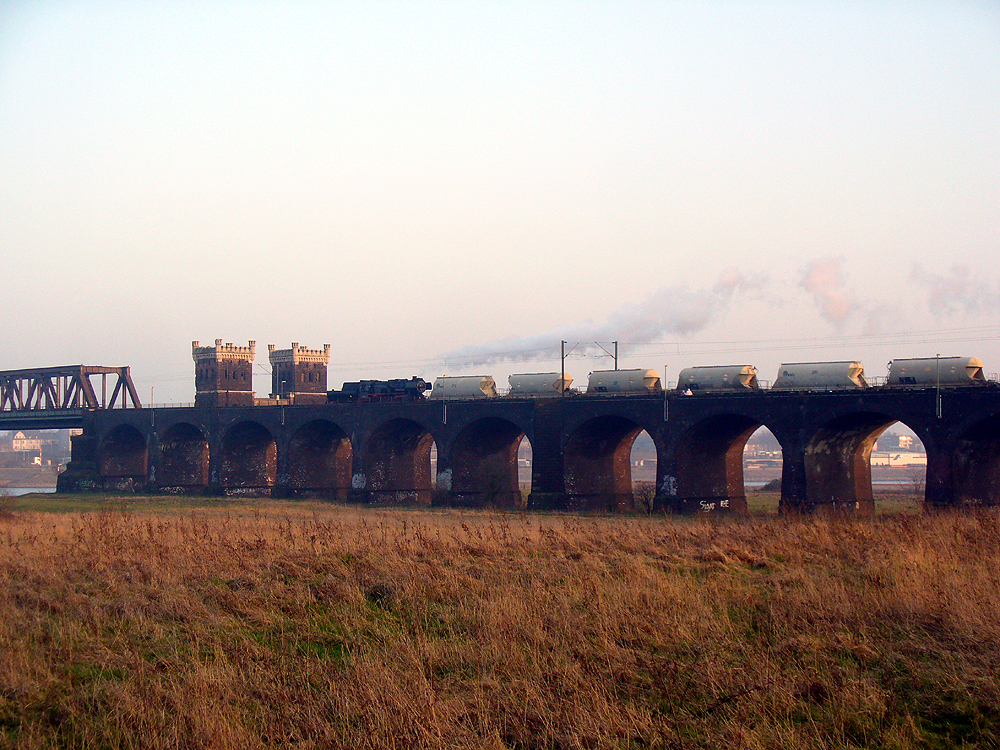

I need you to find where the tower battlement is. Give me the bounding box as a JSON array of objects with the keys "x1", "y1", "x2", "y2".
[
  {"x1": 268, "y1": 342, "x2": 330, "y2": 403},
  {"x1": 266, "y1": 342, "x2": 331, "y2": 365},
  {"x1": 192, "y1": 339, "x2": 257, "y2": 361}
]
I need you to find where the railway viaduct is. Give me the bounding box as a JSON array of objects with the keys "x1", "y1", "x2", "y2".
[{"x1": 48, "y1": 385, "x2": 1000, "y2": 513}]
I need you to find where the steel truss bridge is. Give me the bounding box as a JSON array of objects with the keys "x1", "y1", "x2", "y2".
[{"x1": 0, "y1": 366, "x2": 141, "y2": 430}]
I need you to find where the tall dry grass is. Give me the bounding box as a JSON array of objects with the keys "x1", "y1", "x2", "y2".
[{"x1": 1, "y1": 501, "x2": 998, "y2": 749}]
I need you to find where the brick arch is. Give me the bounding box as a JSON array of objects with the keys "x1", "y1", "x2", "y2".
[
  {"x1": 220, "y1": 421, "x2": 276, "y2": 495},
  {"x1": 99, "y1": 424, "x2": 148, "y2": 489},
  {"x1": 563, "y1": 414, "x2": 646, "y2": 511},
  {"x1": 448, "y1": 416, "x2": 525, "y2": 508},
  {"x1": 158, "y1": 422, "x2": 208, "y2": 490},
  {"x1": 287, "y1": 419, "x2": 352, "y2": 499},
  {"x1": 364, "y1": 418, "x2": 435, "y2": 505},
  {"x1": 672, "y1": 413, "x2": 764, "y2": 514},
  {"x1": 803, "y1": 411, "x2": 900, "y2": 513}
]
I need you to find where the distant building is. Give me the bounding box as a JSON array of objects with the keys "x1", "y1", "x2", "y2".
[
  {"x1": 192, "y1": 339, "x2": 256, "y2": 407},
  {"x1": 267, "y1": 343, "x2": 331, "y2": 404},
  {"x1": 12, "y1": 431, "x2": 43, "y2": 452},
  {"x1": 875, "y1": 431, "x2": 922, "y2": 452},
  {"x1": 0, "y1": 431, "x2": 55, "y2": 467}
]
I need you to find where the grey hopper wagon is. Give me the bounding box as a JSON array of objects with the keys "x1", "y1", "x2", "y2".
[
  {"x1": 508, "y1": 372, "x2": 574, "y2": 398},
  {"x1": 887, "y1": 357, "x2": 986, "y2": 386},
  {"x1": 586, "y1": 369, "x2": 662, "y2": 395},
  {"x1": 772, "y1": 361, "x2": 868, "y2": 390},
  {"x1": 428, "y1": 375, "x2": 499, "y2": 399},
  {"x1": 676, "y1": 365, "x2": 759, "y2": 391}
]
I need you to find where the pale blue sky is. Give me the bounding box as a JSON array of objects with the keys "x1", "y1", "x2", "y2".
[{"x1": 1, "y1": 2, "x2": 998, "y2": 402}]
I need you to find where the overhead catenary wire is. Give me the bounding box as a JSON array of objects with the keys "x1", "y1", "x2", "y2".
[
  {"x1": 313, "y1": 325, "x2": 1000, "y2": 372},
  {"x1": 136, "y1": 324, "x2": 1000, "y2": 382}
]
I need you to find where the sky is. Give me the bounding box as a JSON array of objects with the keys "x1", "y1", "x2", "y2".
[{"x1": 1, "y1": 1, "x2": 998, "y2": 404}]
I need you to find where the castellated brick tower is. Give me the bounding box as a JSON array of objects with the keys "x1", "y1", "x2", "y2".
[
  {"x1": 192, "y1": 339, "x2": 256, "y2": 408},
  {"x1": 267, "y1": 342, "x2": 331, "y2": 404}
]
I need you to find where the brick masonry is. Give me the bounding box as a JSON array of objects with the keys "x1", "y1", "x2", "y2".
[{"x1": 57, "y1": 386, "x2": 1000, "y2": 513}]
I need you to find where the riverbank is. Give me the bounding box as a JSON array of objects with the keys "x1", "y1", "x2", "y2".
[{"x1": 0, "y1": 466, "x2": 57, "y2": 489}]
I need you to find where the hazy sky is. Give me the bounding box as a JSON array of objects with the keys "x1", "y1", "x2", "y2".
[{"x1": 2, "y1": 1, "x2": 998, "y2": 403}]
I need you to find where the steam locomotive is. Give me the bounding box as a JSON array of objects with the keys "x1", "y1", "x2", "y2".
[{"x1": 327, "y1": 376, "x2": 431, "y2": 403}]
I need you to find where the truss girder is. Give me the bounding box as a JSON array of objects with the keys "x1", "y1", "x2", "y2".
[{"x1": 0, "y1": 366, "x2": 142, "y2": 413}]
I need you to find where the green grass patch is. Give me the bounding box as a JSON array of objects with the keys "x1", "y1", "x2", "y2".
[{"x1": 68, "y1": 663, "x2": 127, "y2": 684}]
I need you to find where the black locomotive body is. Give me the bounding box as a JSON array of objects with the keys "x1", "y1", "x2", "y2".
[{"x1": 327, "y1": 376, "x2": 430, "y2": 403}]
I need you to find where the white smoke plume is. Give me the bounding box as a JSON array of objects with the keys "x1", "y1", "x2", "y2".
[
  {"x1": 910, "y1": 263, "x2": 1000, "y2": 315},
  {"x1": 438, "y1": 268, "x2": 767, "y2": 368},
  {"x1": 801, "y1": 256, "x2": 853, "y2": 325}
]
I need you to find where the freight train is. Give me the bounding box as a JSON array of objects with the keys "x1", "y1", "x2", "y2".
[{"x1": 328, "y1": 356, "x2": 992, "y2": 402}]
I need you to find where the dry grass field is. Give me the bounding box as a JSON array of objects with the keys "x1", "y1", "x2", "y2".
[{"x1": 0, "y1": 493, "x2": 998, "y2": 749}]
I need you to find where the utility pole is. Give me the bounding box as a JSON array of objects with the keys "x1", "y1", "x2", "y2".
[
  {"x1": 935, "y1": 353, "x2": 942, "y2": 419},
  {"x1": 561, "y1": 341, "x2": 566, "y2": 397},
  {"x1": 663, "y1": 364, "x2": 668, "y2": 421}
]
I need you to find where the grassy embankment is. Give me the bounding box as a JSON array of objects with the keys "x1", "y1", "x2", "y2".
[{"x1": 0, "y1": 492, "x2": 997, "y2": 749}]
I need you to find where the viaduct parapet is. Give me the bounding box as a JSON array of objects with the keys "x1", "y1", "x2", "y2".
[{"x1": 57, "y1": 386, "x2": 1000, "y2": 514}]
